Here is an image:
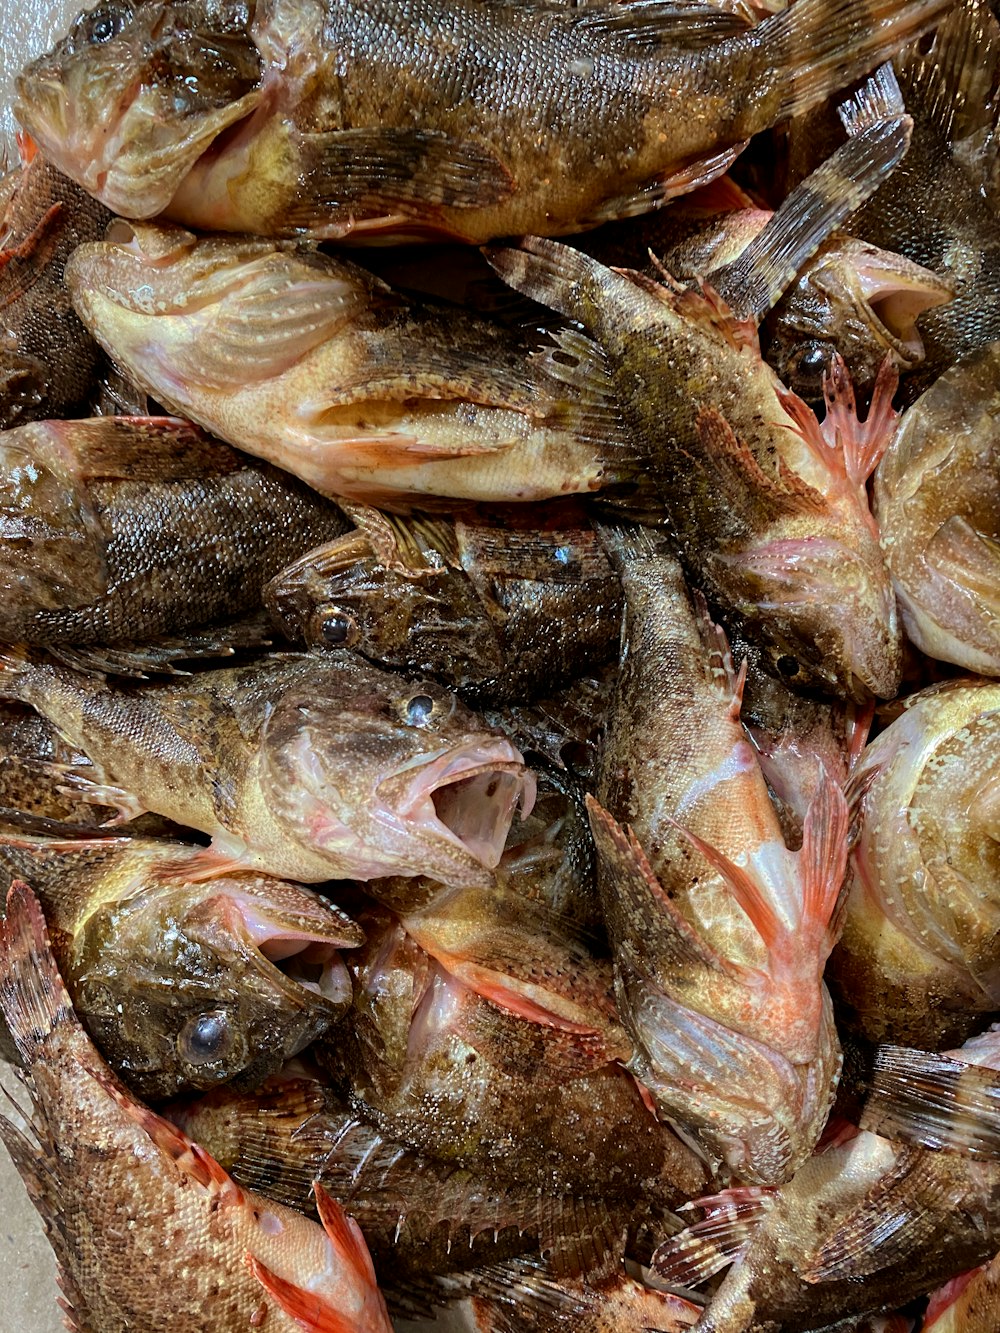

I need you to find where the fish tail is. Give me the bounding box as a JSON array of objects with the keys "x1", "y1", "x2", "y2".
[
  {"x1": 763, "y1": 0, "x2": 955, "y2": 124},
  {"x1": 0, "y1": 643, "x2": 39, "y2": 705},
  {"x1": 484, "y1": 236, "x2": 608, "y2": 327},
  {"x1": 0, "y1": 879, "x2": 75, "y2": 1065}
]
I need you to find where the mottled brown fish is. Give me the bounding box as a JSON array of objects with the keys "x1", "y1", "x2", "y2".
[
  {"x1": 0, "y1": 415, "x2": 348, "y2": 646},
  {"x1": 0, "y1": 879, "x2": 393, "y2": 1332},
  {"x1": 876, "y1": 342, "x2": 1000, "y2": 675},
  {"x1": 66, "y1": 225, "x2": 634, "y2": 508},
  {"x1": 488, "y1": 239, "x2": 902, "y2": 700},
  {"x1": 0, "y1": 650, "x2": 535, "y2": 887},
  {"x1": 266, "y1": 502, "x2": 622, "y2": 702},
  {"x1": 0, "y1": 823, "x2": 362, "y2": 1097},
  {"x1": 829, "y1": 678, "x2": 1000, "y2": 1049},
  {"x1": 586, "y1": 525, "x2": 849, "y2": 1185},
  {"x1": 15, "y1": 0, "x2": 952, "y2": 242},
  {"x1": 0, "y1": 149, "x2": 111, "y2": 429}
]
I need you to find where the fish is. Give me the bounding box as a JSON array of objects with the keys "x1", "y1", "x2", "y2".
[
  {"x1": 0, "y1": 878, "x2": 393, "y2": 1332},
  {"x1": 0, "y1": 414, "x2": 349, "y2": 646},
  {"x1": 66, "y1": 224, "x2": 635, "y2": 508},
  {"x1": 487, "y1": 237, "x2": 902, "y2": 701},
  {"x1": 652, "y1": 1029, "x2": 1000, "y2": 1332},
  {"x1": 585, "y1": 523, "x2": 849, "y2": 1185},
  {"x1": 875, "y1": 342, "x2": 1000, "y2": 676},
  {"x1": 844, "y1": 0, "x2": 1000, "y2": 403},
  {"x1": 327, "y1": 904, "x2": 707, "y2": 1203},
  {"x1": 0, "y1": 649, "x2": 536, "y2": 887},
  {"x1": 265, "y1": 501, "x2": 622, "y2": 702},
  {"x1": 0, "y1": 822, "x2": 363, "y2": 1097},
  {"x1": 0, "y1": 148, "x2": 111, "y2": 429},
  {"x1": 828, "y1": 677, "x2": 1000, "y2": 1049},
  {"x1": 14, "y1": 0, "x2": 953, "y2": 242},
  {"x1": 923, "y1": 1256, "x2": 1000, "y2": 1332}
]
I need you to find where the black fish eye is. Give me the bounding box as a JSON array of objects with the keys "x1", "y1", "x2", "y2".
[
  {"x1": 777, "y1": 655, "x2": 800, "y2": 678},
  {"x1": 85, "y1": 5, "x2": 128, "y2": 43},
  {"x1": 404, "y1": 693, "x2": 436, "y2": 726},
  {"x1": 791, "y1": 342, "x2": 831, "y2": 381},
  {"x1": 318, "y1": 606, "x2": 357, "y2": 647},
  {"x1": 178, "y1": 1009, "x2": 233, "y2": 1065}
]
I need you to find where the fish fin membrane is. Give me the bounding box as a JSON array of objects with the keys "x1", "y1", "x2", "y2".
[
  {"x1": 839, "y1": 62, "x2": 907, "y2": 135},
  {"x1": 248, "y1": 1255, "x2": 366, "y2": 1333},
  {"x1": 763, "y1": 0, "x2": 955, "y2": 124},
  {"x1": 531, "y1": 327, "x2": 626, "y2": 446},
  {"x1": 586, "y1": 795, "x2": 727, "y2": 972},
  {"x1": 859, "y1": 1044, "x2": 1000, "y2": 1156},
  {"x1": 710, "y1": 113, "x2": 912, "y2": 322},
  {"x1": 591, "y1": 517, "x2": 677, "y2": 572},
  {"x1": 803, "y1": 1147, "x2": 957, "y2": 1282},
  {"x1": 568, "y1": 0, "x2": 756, "y2": 49},
  {"x1": 694, "y1": 403, "x2": 829, "y2": 521},
  {"x1": 289, "y1": 126, "x2": 514, "y2": 227},
  {"x1": 49, "y1": 613, "x2": 275, "y2": 679},
  {"x1": 923, "y1": 516, "x2": 1000, "y2": 619},
  {"x1": 0, "y1": 879, "x2": 75, "y2": 1063},
  {"x1": 45, "y1": 416, "x2": 242, "y2": 483},
  {"x1": 336, "y1": 504, "x2": 459, "y2": 576},
  {"x1": 315, "y1": 1182, "x2": 380, "y2": 1287},
  {"x1": 579, "y1": 139, "x2": 750, "y2": 224},
  {"x1": 484, "y1": 236, "x2": 613, "y2": 327},
  {"x1": 652, "y1": 1186, "x2": 775, "y2": 1286},
  {"x1": 535, "y1": 1194, "x2": 626, "y2": 1282},
  {"x1": 798, "y1": 770, "x2": 850, "y2": 949},
  {"x1": 819, "y1": 353, "x2": 899, "y2": 486},
  {"x1": 666, "y1": 816, "x2": 784, "y2": 951}
]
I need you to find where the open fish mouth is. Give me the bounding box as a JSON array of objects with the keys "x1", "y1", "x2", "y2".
[
  {"x1": 385, "y1": 741, "x2": 536, "y2": 870},
  {"x1": 848, "y1": 253, "x2": 954, "y2": 363}
]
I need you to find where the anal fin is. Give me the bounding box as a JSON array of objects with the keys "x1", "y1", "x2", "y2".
[{"x1": 652, "y1": 1186, "x2": 775, "y2": 1286}]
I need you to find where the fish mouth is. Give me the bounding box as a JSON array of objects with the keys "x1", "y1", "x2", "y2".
[
  {"x1": 382, "y1": 741, "x2": 536, "y2": 872},
  {"x1": 847, "y1": 254, "x2": 953, "y2": 364}
]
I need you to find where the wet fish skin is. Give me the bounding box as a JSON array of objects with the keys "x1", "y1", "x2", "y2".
[
  {"x1": 66, "y1": 224, "x2": 633, "y2": 507},
  {"x1": 829, "y1": 678, "x2": 1000, "y2": 1049},
  {"x1": 15, "y1": 0, "x2": 953, "y2": 241},
  {"x1": 488, "y1": 237, "x2": 901, "y2": 701},
  {"x1": 0, "y1": 824, "x2": 363, "y2": 1098},
  {"x1": 0, "y1": 649, "x2": 535, "y2": 888},
  {"x1": 875, "y1": 342, "x2": 1000, "y2": 675},
  {"x1": 0, "y1": 415, "x2": 349, "y2": 645},
  {"x1": 0, "y1": 152, "x2": 111, "y2": 429},
  {"x1": 266, "y1": 502, "x2": 622, "y2": 702},
  {"x1": 0, "y1": 879, "x2": 393, "y2": 1333}
]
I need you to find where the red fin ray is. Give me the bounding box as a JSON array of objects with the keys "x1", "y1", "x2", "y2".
[
  {"x1": 248, "y1": 1256, "x2": 360, "y2": 1333},
  {"x1": 797, "y1": 771, "x2": 851, "y2": 950},
  {"x1": 820, "y1": 353, "x2": 899, "y2": 487},
  {"x1": 314, "y1": 1182, "x2": 379, "y2": 1289},
  {"x1": 666, "y1": 818, "x2": 784, "y2": 951}
]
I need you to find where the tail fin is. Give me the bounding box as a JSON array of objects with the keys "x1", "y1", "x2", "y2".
[
  {"x1": 0, "y1": 880, "x2": 75, "y2": 1065},
  {"x1": 484, "y1": 237, "x2": 612, "y2": 327},
  {"x1": 762, "y1": 0, "x2": 955, "y2": 124}
]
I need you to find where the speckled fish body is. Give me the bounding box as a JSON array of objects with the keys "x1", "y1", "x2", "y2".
[
  {"x1": 0, "y1": 415, "x2": 348, "y2": 645},
  {"x1": 66, "y1": 225, "x2": 634, "y2": 507},
  {"x1": 266, "y1": 502, "x2": 622, "y2": 702},
  {"x1": 829, "y1": 678, "x2": 1000, "y2": 1049},
  {"x1": 0, "y1": 151, "x2": 111, "y2": 429},
  {"x1": 0, "y1": 880, "x2": 393, "y2": 1333},
  {"x1": 586, "y1": 525, "x2": 848, "y2": 1185},
  {"x1": 924, "y1": 1255, "x2": 1000, "y2": 1333},
  {"x1": 0, "y1": 825, "x2": 363, "y2": 1097},
  {"x1": 327, "y1": 905, "x2": 706, "y2": 1203},
  {"x1": 488, "y1": 238, "x2": 901, "y2": 701},
  {"x1": 15, "y1": 0, "x2": 953, "y2": 242},
  {"x1": 876, "y1": 342, "x2": 1000, "y2": 675},
  {"x1": 0, "y1": 650, "x2": 535, "y2": 888}
]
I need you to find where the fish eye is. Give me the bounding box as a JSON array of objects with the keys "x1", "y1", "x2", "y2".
[
  {"x1": 777, "y1": 655, "x2": 800, "y2": 679},
  {"x1": 317, "y1": 606, "x2": 358, "y2": 648},
  {"x1": 789, "y1": 341, "x2": 832, "y2": 385},
  {"x1": 177, "y1": 1009, "x2": 235, "y2": 1066},
  {"x1": 84, "y1": 4, "x2": 129, "y2": 43},
  {"x1": 404, "y1": 693, "x2": 437, "y2": 726}
]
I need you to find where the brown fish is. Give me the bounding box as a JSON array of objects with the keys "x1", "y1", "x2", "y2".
[
  {"x1": 924, "y1": 1257, "x2": 1000, "y2": 1332},
  {"x1": 0, "y1": 650, "x2": 535, "y2": 887},
  {"x1": 0, "y1": 879, "x2": 393, "y2": 1332},
  {"x1": 585, "y1": 524, "x2": 848, "y2": 1185},
  {"x1": 829, "y1": 678, "x2": 1000, "y2": 1049},
  {"x1": 488, "y1": 238, "x2": 902, "y2": 700},
  {"x1": 876, "y1": 342, "x2": 1000, "y2": 675},
  {"x1": 66, "y1": 224, "x2": 634, "y2": 508},
  {"x1": 15, "y1": 0, "x2": 952, "y2": 242},
  {"x1": 0, "y1": 414, "x2": 348, "y2": 646},
  {"x1": 0, "y1": 149, "x2": 111, "y2": 429},
  {"x1": 265, "y1": 502, "x2": 622, "y2": 702},
  {"x1": 0, "y1": 823, "x2": 363, "y2": 1097}
]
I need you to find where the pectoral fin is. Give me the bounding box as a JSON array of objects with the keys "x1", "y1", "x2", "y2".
[
  {"x1": 925, "y1": 516, "x2": 1000, "y2": 619},
  {"x1": 860, "y1": 1044, "x2": 1000, "y2": 1156}
]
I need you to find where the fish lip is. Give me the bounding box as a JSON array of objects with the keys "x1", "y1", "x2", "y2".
[
  {"x1": 830, "y1": 255, "x2": 953, "y2": 365},
  {"x1": 377, "y1": 740, "x2": 536, "y2": 872}
]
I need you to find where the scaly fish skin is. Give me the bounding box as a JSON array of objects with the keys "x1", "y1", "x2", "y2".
[
  {"x1": 0, "y1": 826, "x2": 362, "y2": 1097},
  {"x1": 66, "y1": 225, "x2": 633, "y2": 507},
  {"x1": 488, "y1": 238, "x2": 901, "y2": 701},
  {"x1": 0, "y1": 650, "x2": 535, "y2": 888},
  {"x1": 15, "y1": 0, "x2": 953, "y2": 241},
  {"x1": 0, "y1": 152, "x2": 110, "y2": 428},
  {"x1": 0, "y1": 880, "x2": 393, "y2": 1333},
  {"x1": 876, "y1": 342, "x2": 1000, "y2": 675},
  {"x1": 829, "y1": 678, "x2": 1000, "y2": 1049},
  {"x1": 0, "y1": 415, "x2": 348, "y2": 645}
]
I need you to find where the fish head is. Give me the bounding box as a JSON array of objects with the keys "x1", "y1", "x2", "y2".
[
  {"x1": 766, "y1": 239, "x2": 954, "y2": 405},
  {"x1": 15, "y1": 0, "x2": 264, "y2": 218},
  {"x1": 265, "y1": 530, "x2": 503, "y2": 689},
  {"x1": 0, "y1": 419, "x2": 111, "y2": 620},
  {"x1": 260, "y1": 660, "x2": 536, "y2": 887},
  {"x1": 72, "y1": 850, "x2": 362, "y2": 1098}
]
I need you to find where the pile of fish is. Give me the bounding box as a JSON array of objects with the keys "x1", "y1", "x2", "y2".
[{"x1": 0, "y1": 0, "x2": 999, "y2": 1327}]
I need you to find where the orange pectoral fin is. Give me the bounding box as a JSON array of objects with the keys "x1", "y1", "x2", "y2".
[
  {"x1": 314, "y1": 1183, "x2": 379, "y2": 1289},
  {"x1": 248, "y1": 1255, "x2": 363, "y2": 1333}
]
